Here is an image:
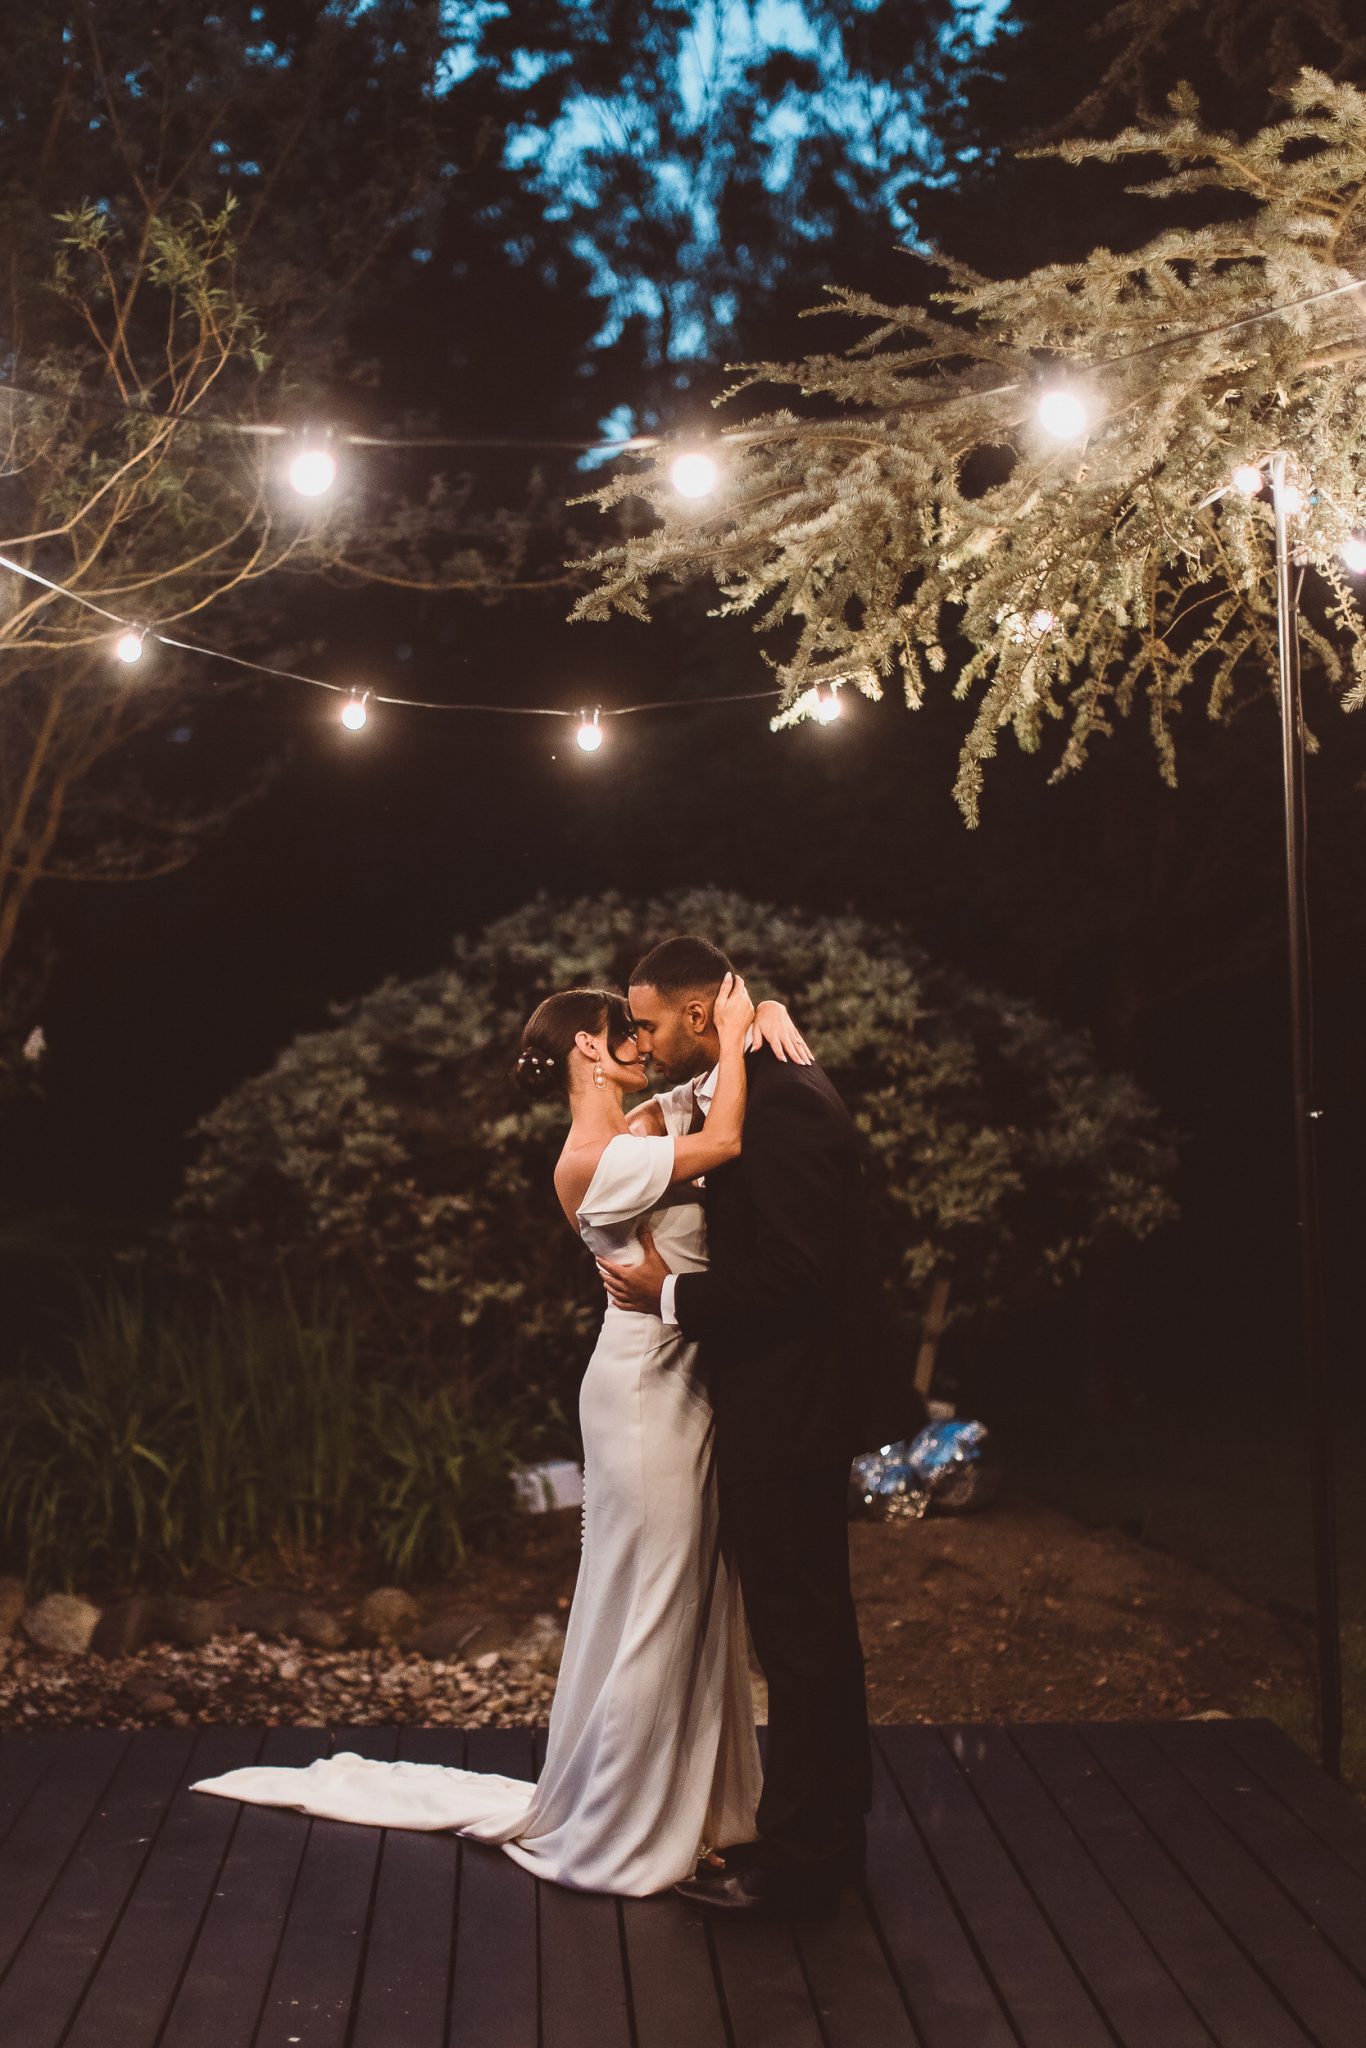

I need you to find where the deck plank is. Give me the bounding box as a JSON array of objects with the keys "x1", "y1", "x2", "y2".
[
  {"x1": 0, "y1": 1725, "x2": 194, "y2": 2048},
  {"x1": 947, "y1": 1722, "x2": 1216, "y2": 2048},
  {"x1": 863, "y1": 1735, "x2": 1015, "y2": 2048},
  {"x1": 1014, "y1": 1723, "x2": 1312, "y2": 2048},
  {"x1": 158, "y1": 1725, "x2": 334, "y2": 2048},
  {"x1": 793, "y1": 1883, "x2": 921, "y2": 2048},
  {"x1": 1151, "y1": 1722, "x2": 1366, "y2": 1982},
  {"x1": 347, "y1": 1725, "x2": 462, "y2": 2048},
  {"x1": 248, "y1": 1724, "x2": 399, "y2": 2048},
  {"x1": 0, "y1": 1728, "x2": 62, "y2": 1847},
  {"x1": 879, "y1": 1724, "x2": 1113, "y2": 2048},
  {"x1": 0, "y1": 1726, "x2": 131, "y2": 1979},
  {"x1": 531, "y1": 1727, "x2": 635, "y2": 2048},
  {"x1": 447, "y1": 1727, "x2": 539, "y2": 2048},
  {"x1": 1083, "y1": 1724, "x2": 1366, "y2": 2048},
  {"x1": 621, "y1": 1893, "x2": 730, "y2": 2048},
  {"x1": 61, "y1": 1725, "x2": 265, "y2": 2048},
  {"x1": 2, "y1": 1717, "x2": 1363, "y2": 2048},
  {"x1": 709, "y1": 1917, "x2": 826, "y2": 2048},
  {"x1": 1219, "y1": 1719, "x2": 1366, "y2": 1886}
]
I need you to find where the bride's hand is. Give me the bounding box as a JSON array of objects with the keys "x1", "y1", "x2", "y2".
[
  {"x1": 751, "y1": 999, "x2": 813, "y2": 1065},
  {"x1": 712, "y1": 971, "x2": 755, "y2": 1047}
]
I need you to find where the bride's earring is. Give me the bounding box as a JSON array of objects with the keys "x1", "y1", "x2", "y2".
[{"x1": 593, "y1": 1059, "x2": 606, "y2": 1088}]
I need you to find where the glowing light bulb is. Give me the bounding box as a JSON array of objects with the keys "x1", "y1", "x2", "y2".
[
  {"x1": 1232, "y1": 464, "x2": 1264, "y2": 498},
  {"x1": 1342, "y1": 536, "x2": 1366, "y2": 576},
  {"x1": 1278, "y1": 481, "x2": 1305, "y2": 515},
  {"x1": 669, "y1": 450, "x2": 720, "y2": 499},
  {"x1": 341, "y1": 692, "x2": 368, "y2": 731},
  {"x1": 114, "y1": 630, "x2": 145, "y2": 665},
  {"x1": 288, "y1": 445, "x2": 338, "y2": 498},
  {"x1": 1037, "y1": 388, "x2": 1088, "y2": 441},
  {"x1": 1028, "y1": 608, "x2": 1055, "y2": 638},
  {"x1": 576, "y1": 710, "x2": 604, "y2": 752},
  {"x1": 813, "y1": 688, "x2": 841, "y2": 725}
]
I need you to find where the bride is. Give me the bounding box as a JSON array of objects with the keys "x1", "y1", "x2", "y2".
[{"x1": 191, "y1": 972, "x2": 809, "y2": 1898}]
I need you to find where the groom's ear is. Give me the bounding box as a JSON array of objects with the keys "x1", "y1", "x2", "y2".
[{"x1": 683, "y1": 997, "x2": 710, "y2": 1037}]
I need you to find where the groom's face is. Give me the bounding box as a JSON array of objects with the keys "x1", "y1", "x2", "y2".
[{"x1": 627, "y1": 982, "x2": 714, "y2": 1084}]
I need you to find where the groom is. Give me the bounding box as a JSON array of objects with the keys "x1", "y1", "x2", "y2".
[{"x1": 598, "y1": 934, "x2": 922, "y2": 1919}]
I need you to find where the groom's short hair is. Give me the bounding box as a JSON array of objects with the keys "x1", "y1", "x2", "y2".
[{"x1": 629, "y1": 934, "x2": 733, "y2": 998}]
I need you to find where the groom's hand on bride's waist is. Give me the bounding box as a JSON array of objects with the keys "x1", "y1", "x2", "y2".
[{"x1": 597, "y1": 1228, "x2": 670, "y2": 1315}]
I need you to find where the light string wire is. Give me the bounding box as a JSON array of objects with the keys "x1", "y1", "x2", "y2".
[
  {"x1": 0, "y1": 267, "x2": 1361, "y2": 728},
  {"x1": 1, "y1": 269, "x2": 1363, "y2": 457},
  {"x1": 0, "y1": 548, "x2": 782, "y2": 721}
]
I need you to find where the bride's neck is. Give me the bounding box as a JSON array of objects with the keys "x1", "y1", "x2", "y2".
[{"x1": 567, "y1": 1081, "x2": 628, "y2": 1142}]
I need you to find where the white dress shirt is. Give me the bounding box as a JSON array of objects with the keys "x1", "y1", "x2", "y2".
[{"x1": 658, "y1": 1032, "x2": 747, "y2": 1326}]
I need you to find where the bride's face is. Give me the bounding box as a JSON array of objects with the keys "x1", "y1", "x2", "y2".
[
  {"x1": 605, "y1": 1025, "x2": 646, "y2": 1092},
  {"x1": 577, "y1": 1020, "x2": 646, "y2": 1092}
]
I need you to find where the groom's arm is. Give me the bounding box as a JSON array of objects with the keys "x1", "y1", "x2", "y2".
[{"x1": 669, "y1": 1085, "x2": 845, "y2": 1343}]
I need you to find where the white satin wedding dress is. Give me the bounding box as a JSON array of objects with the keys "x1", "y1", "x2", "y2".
[{"x1": 191, "y1": 1112, "x2": 762, "y2": 1898}]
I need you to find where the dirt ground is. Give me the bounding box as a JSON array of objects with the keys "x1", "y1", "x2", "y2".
[
  {"x1": 190, "y1": 1483, "x2": 1313, "y2": 1729},
  {"x1": 6, "y1": 1485, "x2": 1313, "y2": 1738}
]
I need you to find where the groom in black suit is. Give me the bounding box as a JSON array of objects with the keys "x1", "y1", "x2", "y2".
[{"x1": 599, "y1": 934, "x2": 923, "y2": 1918}]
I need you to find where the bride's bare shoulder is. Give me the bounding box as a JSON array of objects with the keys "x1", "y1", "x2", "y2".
[{"x1": 554, "y1": 1133, "x2": 620, "y2": 1213}]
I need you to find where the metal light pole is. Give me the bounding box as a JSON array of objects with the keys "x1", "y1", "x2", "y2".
[{"x1": 1268, "y1": 450, "x2": 1343, "y2": 1777}]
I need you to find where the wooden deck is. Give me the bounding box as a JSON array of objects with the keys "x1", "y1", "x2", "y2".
[{"x1": 2, "y1": 1718, "x2": 1365, "y2": 2046}]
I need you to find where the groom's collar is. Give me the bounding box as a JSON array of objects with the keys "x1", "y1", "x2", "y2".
[{"x1": 693, "y1": 1026, "x2": 755, "y2": 1113}]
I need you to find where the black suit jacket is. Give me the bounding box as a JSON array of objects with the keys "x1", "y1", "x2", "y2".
[{"x1": 672, "y1": 1046, "x2": 925, "y2": 1469}]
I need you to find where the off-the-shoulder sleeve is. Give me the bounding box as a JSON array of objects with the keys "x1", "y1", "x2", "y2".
[
  {"x1": 576, "y1": 1133, "x2": 677, "y2": 1229},
  {"x1": 652, "y1": 1081, "x2": 698, "y2": 1138}
]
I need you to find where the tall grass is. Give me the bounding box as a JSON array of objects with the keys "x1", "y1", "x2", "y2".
[{"x1": 0, "y1": 1276, "x2": 523, "y2": 1594}]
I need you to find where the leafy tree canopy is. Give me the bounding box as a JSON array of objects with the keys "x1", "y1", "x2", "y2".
[{"x1": 576, "y1": 72, "x2": 1366, "y2": 820}]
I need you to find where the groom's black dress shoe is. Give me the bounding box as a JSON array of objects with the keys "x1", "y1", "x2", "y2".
[{"x1": 673, "y1": 1865, "x2": 842, "y2": 1922}]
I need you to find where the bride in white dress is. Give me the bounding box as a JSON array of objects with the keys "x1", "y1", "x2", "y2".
[{"x1": 192, "y1": 972, "x2": 800, "y2": 1898}]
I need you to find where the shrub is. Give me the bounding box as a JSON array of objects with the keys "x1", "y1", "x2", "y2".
[
  {"x1": 170, "y1": 890, "x2": 1178, "y2": 1416},
  {"x1": 0, "y1": 1275, "x2": 524, "y2": 1594}
]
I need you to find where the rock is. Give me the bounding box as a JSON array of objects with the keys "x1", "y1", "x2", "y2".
[
  {"x1": 356, "y1": 1587, "x2": 421, "y2": 1648},
  {"x1": 21, "y1": 1593, "x2": 100, "y2": 1656},
  {"x1": 277, "y1": 1655, "x2": 303, "y2": 1682},
  {"x1": 292, "y1": 1605, "x2": 348, "y2": 1651},
  {"x1": 455, "y1": 1618, "x2": 520, "y2": 1662},
  {"x1": 90, "y1": 1594, "x2": 161, "y2": 1660},
  {"x1": 158, "y1": 1596, "x2": 229, "y2": 1648},
  {"x1": 133, "y1": 1689, "x2": 177, "y2": 1716},
  {"x1": 508, "y1": 1613, "x2": 566, "y2": 1677},
  {"x1": 473, "y1": 1650, "x2": 501, "y2": 1673},
  {"x1": 121, "y1": 1670, "x2": 175, "y2": 1705},
  {"x1": 228, "y1": 1589, "x2": 299, "y2": 1641},
  {"x1": 0, "y1": 1575, "x2": 26, "y2": 1639},
  {"x1": 410, "y1": 1612, "x2": 488, "y2": 1662}
]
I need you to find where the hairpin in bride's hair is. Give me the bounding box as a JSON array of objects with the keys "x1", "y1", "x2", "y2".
[{"x1": 516, "y1": 1049, "x2": 555, "y2": 1074}]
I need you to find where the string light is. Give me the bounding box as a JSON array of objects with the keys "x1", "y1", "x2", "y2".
[
  {"x1": 669, "y1": 450, "x2": 720, "y2": 499},
  {"x1": 1028, "y1": 608, "x2": 1055, "y2": 638},
  {"x1": 1278, "y1": 481, "x2": 1306, "y2": 515},
  {"x1": 341, "y1": 690, "x2": 369, "y2": 731},
  {"x1": 1232, "y1": 464, "x2": 1264, "y2": 498},
  {"x1": 813, "y1": 686, "x2": 841, "y2": 724},
  {"x1": 1342, "y1": 537, "x2": 1366, "y2": 576},
  {"x1": 575, "y1": 707, "x2": 604, "y2": 752},
  {"x1": 288, "y1": 443, "x2": 339, "y2": 498},
  {"x1": 114, "y1": 629, "x2": 146, "y2": 665},
  {"x1": 1036, "y1": 388, "x2": 1089, "y2": 441}
]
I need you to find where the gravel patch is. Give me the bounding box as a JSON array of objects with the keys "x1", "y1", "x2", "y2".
[{"x1": 0, "y1": 1633, "x2": 558, "y2": 1732}]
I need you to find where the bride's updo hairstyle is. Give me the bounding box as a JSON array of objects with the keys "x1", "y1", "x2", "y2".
[{"x1": 515, "y1": 988, "x2": 635, "y2": 1099}]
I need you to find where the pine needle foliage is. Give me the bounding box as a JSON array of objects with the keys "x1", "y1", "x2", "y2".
[{"x1": 573, "y1": 71, "x2": 1366, "y2": 822}]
